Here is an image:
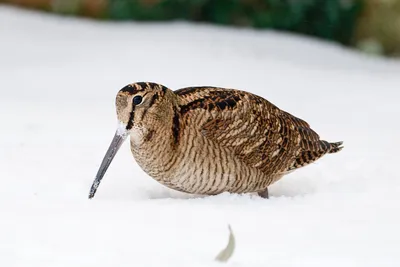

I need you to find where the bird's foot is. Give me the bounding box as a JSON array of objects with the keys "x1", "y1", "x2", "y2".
[{"x1": 257, "y1": 188, "x2": 269, "y2": 199}]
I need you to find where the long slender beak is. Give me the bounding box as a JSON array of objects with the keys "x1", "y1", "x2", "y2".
[{"x1": 89, "y1": 126, "x2": 128, "y2": 199}]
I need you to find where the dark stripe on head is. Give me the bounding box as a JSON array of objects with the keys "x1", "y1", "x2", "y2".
[
  {"x1": 136, "y1": 82, "x2": 149, "y2": 90},
  {"x1": 126, "y1": 105, "x2": 135, "y2": 130},
  {"x1": 140, "y1": 93, "x2": 159, "y2": 121},
  {"x1": 120, "y1": 82, "x2": 164, "y2": 95},
  {"x1": 148, "y1": 93, "x2": 159, "y2": 107},
  {"x1": 160, "y1": 85, "x2": 167, "y2": 94},
  {"x1": 120, "y1": 84, "x2": 138, "y2": 94}
]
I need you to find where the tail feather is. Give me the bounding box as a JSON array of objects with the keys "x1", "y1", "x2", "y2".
[
  {"x1": 328, "y1": 141, "x2": 344, "y2": 153},
  {"x1": 288, "y1": 140, "x2": 343, "y2": 171}
]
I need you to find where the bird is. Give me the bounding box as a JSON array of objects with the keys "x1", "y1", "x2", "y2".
[{"x1": 89, "y1": 82, "x2": 343, "y2": 199}]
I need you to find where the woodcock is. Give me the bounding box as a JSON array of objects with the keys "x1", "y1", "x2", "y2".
[{"x1": 89, "y1": 82, "x2": 343, "y2": 199}]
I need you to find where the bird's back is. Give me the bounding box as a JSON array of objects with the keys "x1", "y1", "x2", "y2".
[{"x1": 172, "y1": 86, "x2": 342, "y2": 193}]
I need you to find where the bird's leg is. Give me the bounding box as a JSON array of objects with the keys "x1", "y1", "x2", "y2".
[{"x1": 257, "y1": 188, "x2": 269, "y2": 199}]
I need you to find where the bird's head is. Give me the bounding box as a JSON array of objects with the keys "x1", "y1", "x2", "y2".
[
  {"x1": 115, "y1": 82, "x2": 175, "y2": 131},
  {"x1": 88, "y1": 82, "x2": 175, "y2": 199}
]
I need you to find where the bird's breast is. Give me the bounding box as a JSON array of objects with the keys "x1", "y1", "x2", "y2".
[
  {"x1": 129, "y1": 126, "x2": 270, "y2": 195},
  {"x1": 129, "y1": 127, "x2": 177, "y2": 179}
]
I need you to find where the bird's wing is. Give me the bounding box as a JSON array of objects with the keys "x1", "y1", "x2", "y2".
[{"x1": 177, "y1": 87, "x2": 309, "y2": 175}]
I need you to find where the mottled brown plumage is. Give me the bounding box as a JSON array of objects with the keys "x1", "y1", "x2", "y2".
[{"x1": 89, "y1": 82, "x2": 343, "y2": 199}]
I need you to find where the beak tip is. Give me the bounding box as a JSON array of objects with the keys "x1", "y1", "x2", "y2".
[
  {"x1": 88, "y1": 186, "x2": 97, "y2": 199},
  {"x1": 89, "y1": 128, "x2": 128, "y2": 200}
]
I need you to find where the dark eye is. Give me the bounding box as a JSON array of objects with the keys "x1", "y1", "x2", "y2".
[{"x1": 133, "y1": 95, "x2": 143, "y2": 105}]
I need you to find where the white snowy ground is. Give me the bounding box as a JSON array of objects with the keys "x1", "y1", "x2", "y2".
[{"x1": 1, "y1": 5, "x2": 400, "y2": 267}]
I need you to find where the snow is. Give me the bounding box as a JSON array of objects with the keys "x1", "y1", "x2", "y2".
[{"x1": 1, "y1": 5, "x2": 400, "y2": 267}]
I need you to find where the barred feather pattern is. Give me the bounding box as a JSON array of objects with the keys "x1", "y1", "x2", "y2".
[{"x1": 118, "y1": 82, "x2": 342, "y2": 196}]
